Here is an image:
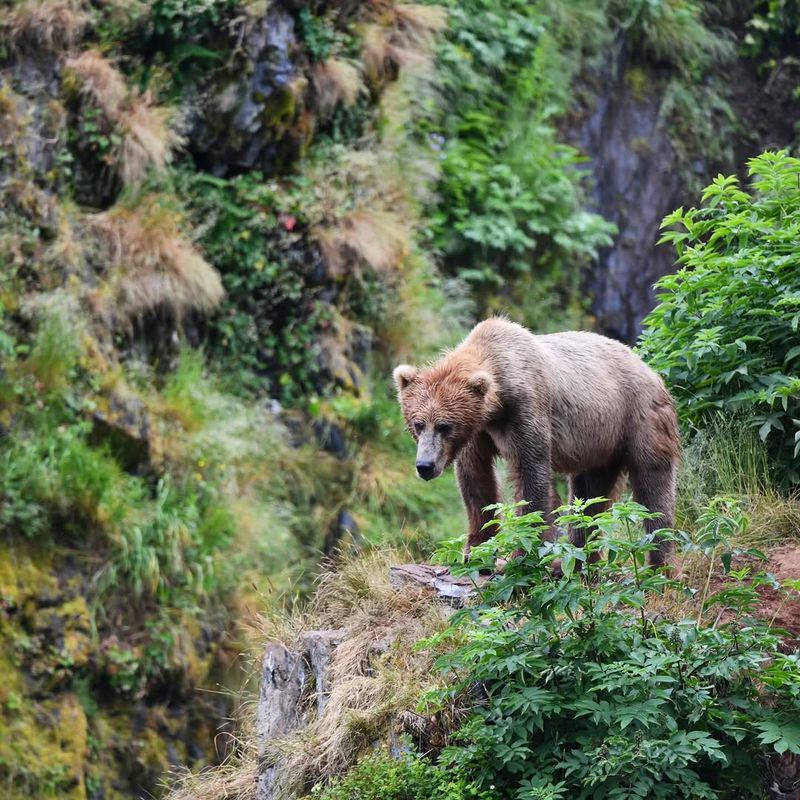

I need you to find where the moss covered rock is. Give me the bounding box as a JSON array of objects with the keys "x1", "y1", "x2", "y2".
[
  {"x1": 191, "y1": 6, "x2": 309, "y2": 174},
  {"x1": 0, "y1": 692, "x2": 88, "y2": 799}
]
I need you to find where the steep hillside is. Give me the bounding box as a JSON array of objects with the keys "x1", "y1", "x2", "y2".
[{"x1": 0, "y1": 2, "x2": 466, "y2": 796}]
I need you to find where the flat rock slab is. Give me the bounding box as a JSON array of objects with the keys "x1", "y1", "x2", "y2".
[{"x1": 389, "y1": 564, "x2": 490, "y2": 606}]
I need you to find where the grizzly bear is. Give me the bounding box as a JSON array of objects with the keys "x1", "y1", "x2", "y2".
[{"x1": 393, "y1": 318, "x2": 680, "y2": 567}]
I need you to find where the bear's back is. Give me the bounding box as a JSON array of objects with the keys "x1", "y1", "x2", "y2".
[{"x1": 466, "y1": 321, "x2": 667, "y2": 471}]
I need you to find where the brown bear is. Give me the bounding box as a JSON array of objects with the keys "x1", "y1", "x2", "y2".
[{"x1": 393, "y1": 318, "x2": 680, "y2": 566}]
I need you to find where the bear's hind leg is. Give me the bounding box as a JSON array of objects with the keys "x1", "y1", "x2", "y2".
[
  {"x1": 569, "y1": 465, "x2": 624, "y2": 562},
  {"x1": 629, "y1": 462, "x2": 677, "y2": 568}
]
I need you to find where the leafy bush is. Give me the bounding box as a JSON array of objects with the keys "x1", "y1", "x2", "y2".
[
  {"x1": 308, "y1": 749, "x2": 493, "y2": 800},
  {"x1": 422, "y1": 499, "x2": 800, "y2": 800},
  {"x1": 742, "y1": 0, "x2": 800, "y2": 57},
  {"x1": 639, "y1": 151, "x2": 800, "y2": 487},
  {"x1": 423, "y1": 0, "x2": 615, "y2": 307},
  {"x1": 149, "y1": 0, "x2": 235, "y2": 41},
  {"x1": 175, "y1": 169, "x2": 330, "y2": 402},
  {"x1": 610, "y1": 0, "x2": 733, "y2": 72},
  {"x1": 421, "y1": 0, "x2": 737, "y2": 323},
  {"x1": 297, "y1": 8, "x2": 355, "y2": 63}
]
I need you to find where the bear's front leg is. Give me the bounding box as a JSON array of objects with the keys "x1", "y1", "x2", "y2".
[
  {"x1": 455, "y1": 432, "x2": 501, "y2": 558},
  {"x1": 508, "y1": 439, "x2": 556, "y2": 538}
]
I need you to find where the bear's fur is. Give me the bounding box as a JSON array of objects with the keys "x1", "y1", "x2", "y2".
[{"x1": 393, "y1": 318, "x2": 680, "y2": 566}]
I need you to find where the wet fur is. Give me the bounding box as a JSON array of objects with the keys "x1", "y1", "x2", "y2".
[{"x1": 394, "y1": 318, "x2": 681, "y2": 566}]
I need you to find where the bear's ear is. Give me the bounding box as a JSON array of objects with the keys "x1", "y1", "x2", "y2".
[
  {"x1": 467, "y1": 370, "x2": 493, "y2": 397},
  {"x1": 393, "y1": 364, "x2": 418, "y2": 392}
]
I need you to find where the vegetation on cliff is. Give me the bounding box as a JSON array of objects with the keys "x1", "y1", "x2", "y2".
[
  {"x1": 1, "y1": 1, "x2": 464, "y2": 795},
  {"x1": 641, "y1": 151, "x2": 800, "y2": 489}
]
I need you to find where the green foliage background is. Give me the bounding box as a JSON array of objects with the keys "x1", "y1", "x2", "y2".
[{"x1": 640, "y1": 152, "x2": 800, "y2": 487}]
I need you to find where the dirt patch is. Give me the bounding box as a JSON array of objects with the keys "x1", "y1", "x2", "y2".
[
  {"x1": 696, "y1": 542, "x2": 800, "y2": 648},
  {"x1": 753, "y1": 544, "x2": 800, "y2": 645}
]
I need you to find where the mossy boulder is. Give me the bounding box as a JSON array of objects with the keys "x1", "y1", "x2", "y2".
[
  {"x1": 24, "y1": 595, "x2": 92, "y2": 685},
  {"x1": 190, "y1": 6, "x2": 309, "y2": 174}
]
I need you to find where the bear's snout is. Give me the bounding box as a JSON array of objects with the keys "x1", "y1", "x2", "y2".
[{"x1": 416, "y1": 460, "x2": 437, "y2": 480}]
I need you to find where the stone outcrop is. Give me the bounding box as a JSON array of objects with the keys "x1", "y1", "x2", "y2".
[
  {"x1": 253, "y1": 565, "x2": 482, "y2": 798},
  {"x1": 255, "y1": 631, "x2": 346, "y2": 800},
  {"x1": 388, "y1": 563, "x2": 489, "y2": 607},
  {"x1": 190, "y1": 6, "x2": 308, "y2": 176}
]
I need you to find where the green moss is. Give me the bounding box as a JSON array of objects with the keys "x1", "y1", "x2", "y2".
[
  {"x1": 170, "y1": 613, "x2": 216, "y2": 690},
  {"x1": 25, "y1": 595, "x2": 92, "y2": 683},
  {"x1": 261, "y1": 84, "x2": 299, "y2": 136},
  {"x1": 85, "y1": 713, "x2": 128, "y2": 800},
  {"x1": 0, "y1": 646, "x2": 24, "y2": 707},
  {"x1": 84, "y1": 701, "x2": 220, "y2": 799},
  {"x1": 0, "y1": 693, "x2": 88, "y2": 799},
  {"x1": 624, "y1": 65, "x2": 650, "y2": 101},
  {"x1": 0, "y1": 539, "x2": 58, "y2": 610},
  {"x1": 630, "y1": 135, "x2": 653, "y2": 155},
  {"x1": 132, "y1": 723, "x2": 173, "y2": 789},
  {"x1": 0, "y1": 84, "x2": 20, "y2": 143}
]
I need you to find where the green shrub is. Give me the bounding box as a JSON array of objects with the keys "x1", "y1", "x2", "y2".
[
  {"x1": 422, "y1": 499, "x2": 800, "y2": 800},
  {"x1": 0, "y1": 310, "x2": 131, "y2": 540},
  {"x1": 423, "y1": 0, "x2": 615, "y2": 309},
  {"x1": 610, "y1": 0, "x2": 733, "y2": 72},
  {"x1": 308, "y1": 750, "x2": 493, "y2": 800},
  {"x1": 174, "y1": 169, "x2": 330, "y2": 402},
  {"x1": 149, "y1": 0, "x2": 235, "y2": 41},
  {"x1": 639, "y1": 150, "x2": 800, "y2": 488},
  {"x1": 742, "y1": 0, "x2": 800, "y2": 57},
  {"x1": 297, "y1": 9, "x2": 351, "y2": 63},
  {"x1": 421, "y1": 0, "x2": 736, "y2": 323}
]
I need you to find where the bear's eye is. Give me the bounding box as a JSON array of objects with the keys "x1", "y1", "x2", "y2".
[
  {"x1": 413, "y1": 420, "x2": 425, "y2": 434},
  {"x1": 435, "y1": 422, "x2": 453, "y2": 436}
]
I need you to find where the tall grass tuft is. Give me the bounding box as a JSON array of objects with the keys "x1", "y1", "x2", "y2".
[
  {"x1": 677, "y1": 421, "x2": 800, "y2": 548},
  {"x1": 87, "y1": 195, "x2": 224, "y2": 323}
]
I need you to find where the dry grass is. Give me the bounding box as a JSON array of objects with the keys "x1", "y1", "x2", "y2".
[
  {"x1": 65, "y1": 50, "x2": 128, "y2": 118},
  {"x1": 87, "y1": 196, "x2": 224, "y2": 321},
  {"x1": 117, "y1": 98, "x2": 185, "y2": 186},
  {"x1": 301, "y1": 43, "x2": 458, "y2": 356},
  {"x1": 394, "y1": 3, "x2": 448, "y2": 47},
  {"x1": 47, "y1": 202, "x2": 85, "y2": 274},
  {"x1": 732, "y1": 491, "x2": 800, "y2": 549},
  {"x1": 361, "y1": 4, "x2": 446, "y2": 88},
  {"x1": 677, "y1": 423, "x2": 800, "y2": 548},
  {"x1": 315, "y1": 210, "x2": 409, "y2": 277},
  {"x1": 312, "y1": 59, "x2": 364, "y2": 118},
  {"x1": 1, "y1": 0, "x2": 90, "y2": 51},
  {"x1": 165, "y1": 550, "x2": 450, "y2": 800},
  {"x1": 166, "y1": 716, "x2": 260, "y2": 800},
  {"x1": 360, "y1": 23, "x2": 393, "y2": 89},
  {"x1": 0, "y1": 85, "x2": 21, "y2": 145},
  {"x1": 65, "y1": 50, "x2": 184, "y2": 185},
  {"x1": 260, "y1": 549, "x2": 450, "y2": 797}
]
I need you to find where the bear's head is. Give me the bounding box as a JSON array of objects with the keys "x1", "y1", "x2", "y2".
[{"x1": 393, "y1": 362, "x2": 496, "y2": 480}]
